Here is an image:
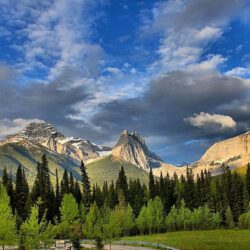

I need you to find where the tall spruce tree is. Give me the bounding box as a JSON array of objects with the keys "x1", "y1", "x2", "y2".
[
  {"x1": 149, "y1": 167, "x2": 155, "y2": 199},
  {"x1": 80, "y1": 161, "x2": 91, "y2": 209},
  {"x1": 184, "y1": 167, "x2": 196, "y2": 209},
  {"x1": 74, "y1": 181, "x2": 82, "y2": 204},
  {"x1": 2, "y1": 168, "x2": 15, "y2": 213},
  {"x1": 69, "y1": 172, "x2": 75, "y2": 195},
  {"x1": 31, "y1": 155, "x2": 54, "y2": 222},
  {"x1": 116, "y1": 166, "x2": 128, "y2": 201},
  {"x1": 246, "y1": 163, "x2": 250, "y2": 196},
  {"x1": 61, "y1": 169, "x2": 70, "y2": 196},
  {"x1": 15, "y1": 164, "x2": 29, "y2": 225},
  {"x1": 54, "y1": 169, "x2": 61, "y2": 220},
  {"x1": 105, "y1": 181, "x2": 118, "y2": 209}
]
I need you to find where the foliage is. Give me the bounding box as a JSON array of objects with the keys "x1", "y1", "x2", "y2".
[
  {"x1": 20, "y1": 204, "x2": 55, "y2": 250},
  {"x1": 0, "y1": 184, "x2": 16, "y2": 249}
]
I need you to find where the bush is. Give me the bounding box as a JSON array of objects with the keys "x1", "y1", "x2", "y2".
[{"x1": 238, "y1": 211, "x2": 250, "y2": 229}]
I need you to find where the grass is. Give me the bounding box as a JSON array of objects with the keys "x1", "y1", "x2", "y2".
[
  {"x1": 86, "y1": 155, "x2": 149, "y2": 185},
  {"x1": 124, "y1": 230, "x2": 250, "y2": 250}
]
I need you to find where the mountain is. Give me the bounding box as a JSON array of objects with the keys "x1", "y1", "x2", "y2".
[
  {"x1": 2, "y1": 121, "x2": 248, "y2": 184},
  {"x1": 0, "y1": 122, "x2": 152, "y2": 185},
  {"x1": 192, "y1": 132, "x2": 250, "y2": 176},
  {"x1": 111, "y1": 130, "x2": 163, "y2": 171},
  {"x1": 0, "y1": 122, "x2": 112, "y2": 162}
]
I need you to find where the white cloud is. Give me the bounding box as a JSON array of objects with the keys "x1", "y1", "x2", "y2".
[
  {"x1": 104, "y1": 67, "x2": 123, "y2": 75},
  {"x1": 185, "y1": 112, "x2": 236, "y2": 130},
  {"x1": 1, "y1": 0, "x2": 105, "y2": 80},
  {"x1": 226, "y1": 67, "x2": 250, "y2": 77},
  {"x1": 0, "y1": 118, "x2": 44, "y2": 137}
]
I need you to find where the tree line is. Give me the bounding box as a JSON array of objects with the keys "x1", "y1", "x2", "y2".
[{"x1": 1, "y1": 155, "x2": 250, "y2": 249}]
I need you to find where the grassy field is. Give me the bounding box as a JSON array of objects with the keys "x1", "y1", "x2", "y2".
[
  {"x1": 124, "y1": 230, "x2": 250, "y2": 250},
  {"x1": 86, "y1": 155, "x2": 149, "y2": 185}
]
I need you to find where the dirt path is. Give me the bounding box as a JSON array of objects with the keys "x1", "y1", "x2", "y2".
[{"x1": 82, "y1": 244, "x2": 154, "y2": 250}]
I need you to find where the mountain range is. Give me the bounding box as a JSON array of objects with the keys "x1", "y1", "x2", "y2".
[{"x1": 0, "y1": 121, "x2": 249, "y2": 184}]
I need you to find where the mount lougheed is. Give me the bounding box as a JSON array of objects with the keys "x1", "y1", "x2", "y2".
[{"x1": 0, "y1": 121, "x2": 249, "y2": 185}]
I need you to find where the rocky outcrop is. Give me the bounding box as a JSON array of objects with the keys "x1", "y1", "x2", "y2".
[
  {"x1": 112, "y1": 130, "x2": 163, "y2": 171},
  {"x1": 193, "y1": 132, "x2": 250, "y2": 175}
]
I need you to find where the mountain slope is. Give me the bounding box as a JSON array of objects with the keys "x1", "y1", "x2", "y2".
[
  {"x1": 0, "y1": 140, "x2": 81, "y2": 184},
  {"x1": 86, "y1": 155, "x2": 149, "y2": 185},
  {"x1": 192, "y1": 132, "x2": 250, "y2": 176},
  {"x1": 0, "y1": 122, "x2": 112, "y2": 163}
]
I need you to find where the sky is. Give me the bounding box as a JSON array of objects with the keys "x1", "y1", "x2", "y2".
[{"x1": 0, "y1": 0, "x2": 250, "y2": 165}]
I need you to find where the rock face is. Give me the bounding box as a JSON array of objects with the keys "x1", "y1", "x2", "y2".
[
  {"x1": 0, "y1": 122, "x2": 112, "y2": 162},
  {"x1": 193, "y1": 132, "x2": 250, "y2": 175},
  {"x1": 112, "y1": 130, "x2": 163, "y2": 171}
]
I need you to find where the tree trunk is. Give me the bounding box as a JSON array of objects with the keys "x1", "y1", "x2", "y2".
[{"x1": 110, "y1": 241, "x2": 112, "y2": 250}]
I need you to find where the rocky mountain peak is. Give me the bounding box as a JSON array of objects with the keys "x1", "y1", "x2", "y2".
[
  {"x1": 112, "y1": 130, "x2": 162, "y2": 171},
  {"x1": 20, "y1": 122, "x2": 65, "y2": 141}
]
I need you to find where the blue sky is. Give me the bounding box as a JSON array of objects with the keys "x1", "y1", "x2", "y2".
[{"x1": 0, "y1": 0, "x2": 250, "y2": 165}]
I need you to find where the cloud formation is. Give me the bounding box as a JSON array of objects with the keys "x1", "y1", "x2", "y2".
[
  {"x1": 0, "y1": 118, "x2": 44, "y2": 138},
  {"x1": 184, "y1": 112, "x2": 237, "y2": 130},
  {"x1": 0, "y1": 0, "x2": 250, "y2": 164}
]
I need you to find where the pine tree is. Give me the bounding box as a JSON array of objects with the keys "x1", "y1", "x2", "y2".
[
  {"x1": 61, "y1": 169, "x2": 70, "y2": 196},
  {"x1": 31, "y1": 155, "x2": 54, "y2": 222},
  {"x1": 15, "y1": 164, "x2": 29, "y2": 225},
  {"x1": 2, "y1": 168, "x2": 15, "y2": 213},
  {"x1": 246, "y1": 163, "x2": 250, "y2": 196},
  {"x1": 149, "y1": 167, "x2": 155, "y2": 199},
  {"x1": 105, "y1": 181, "x2": 118, "y2": 209},
  {"x1": 80, "y1": 161, "x2": 91, "y2": 209},
  {"x1": 74, "y1": 181, "x2": 82, "y2": 204},
  {"x1": 54, "y1": 169, "x2": 61, "y2": 221},
  {"x1": 95, "y1": 185, "x2": 104, "y2": 208},
  {"x1": 69, "y1": 172, "x2": 75, "y2": 195},
  {"x1": 116, "y1": 166, "x2": 128, "y2": 201},
  {"x1": 128, "y1": 179, "x2": 145, "y2": 217},
  {"x1": 184, "y1": 167, "x2": 195, "y2": 209}
]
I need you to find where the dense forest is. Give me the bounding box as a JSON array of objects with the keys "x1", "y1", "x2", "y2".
[{"x1": 1, "y1": 154, "x2": 250, "y2": 249}]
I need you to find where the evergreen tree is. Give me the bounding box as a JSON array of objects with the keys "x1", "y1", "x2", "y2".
[
  {"x1": 54, "y1": 169, "x2": 61, "y2": 221},
  {"x1": 184, "y1": 167, "x2": 196, "y2": 209},
  {"x1": 105, "y1": 181, "x2": 118, "y2": 209},
  {"x1": 231, "y1": 172, "x2": 245, "y2": 221},
  {"x1": 246, "y1": 163, "x2": 250, "y2": 197},
  {"x1": 69, "y1": 172, "x2": 75, "y2": 195},
  {"x1": 149, "y1": 167, "x2": 155, "y2": 199},
  {"x1": 15, "y1": 164, "x2": 29, "y2": 225},
  {"x1": 116, "y1": 166, "x2": 128, "y2": 202},
  {"x1": 32, "y1": 155, "x2": 54, "y2": 222},
  {"x1": 74, "y1": 181, "x2": 82, "y2": 204},
  {"x1": 80, "y1": 161, "x2": 91, "y2": 209},
  {"x1": 61, "y1": 169, "x2": 70, "y2": 196},
  {"x1": 0, "y1": 184, "x2": 17, "y2": 249},
  {"x1": 2, "y1": 168, "x2": 15, "y2": 213},
  {"x1": 128, "y1": 179, "x2": 145, "y2": 216}
]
